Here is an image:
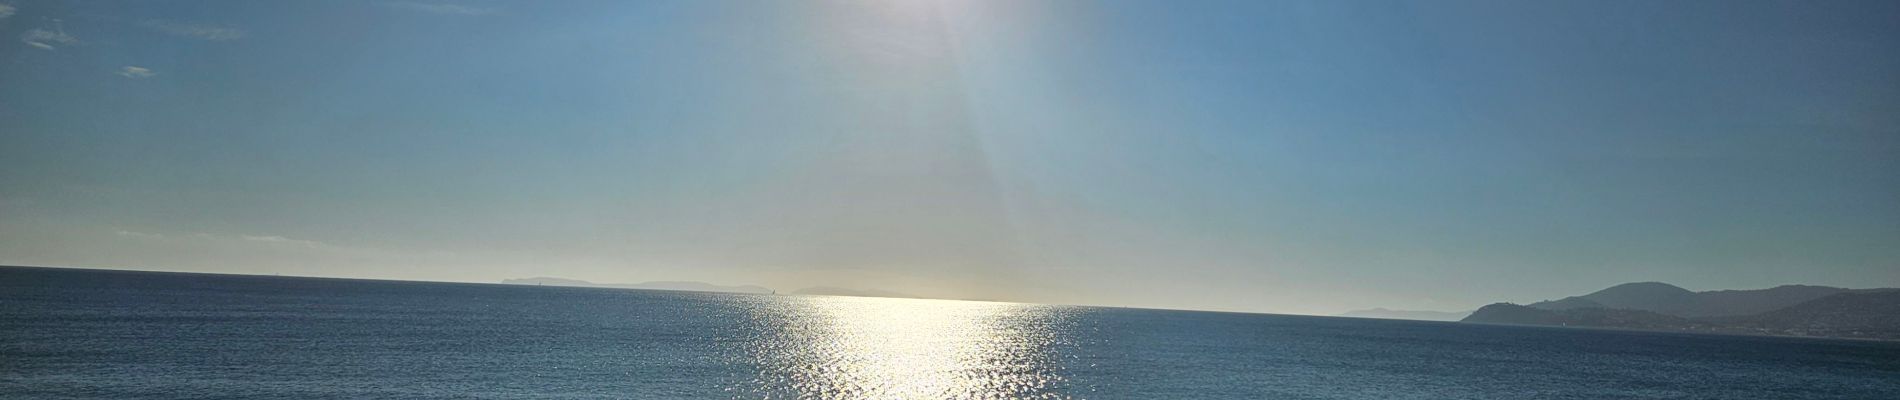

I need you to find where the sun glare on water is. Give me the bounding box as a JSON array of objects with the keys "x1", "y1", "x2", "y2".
[{"x1": 742, "y1": 296, "x2": 1078, "y2": 399}]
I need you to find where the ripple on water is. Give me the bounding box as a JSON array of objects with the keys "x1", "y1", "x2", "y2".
[{"x1": 731, "y1": 296, "x2": 1080, "y2": 399}]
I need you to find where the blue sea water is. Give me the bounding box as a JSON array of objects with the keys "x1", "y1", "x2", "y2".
[{"x1": 3, "y1": 266, "x2": 1897, "y2": 399}]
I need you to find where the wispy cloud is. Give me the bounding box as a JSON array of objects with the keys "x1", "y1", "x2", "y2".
[
  {"x1": 0, "y1": 4, "x2": 18, "y2": 20},
  {"x1": 238, "y1": 234, "x2": 332, "y2": 248},
  {"x1": 21, "y1": 27, "x2": 77, "y2": 50},
  {"x1": 139, "y1": 19, "x2": 245, "y2": 41},
  {"x1": 112, "y1": 229, "x2": 165, "y2": 240},
  {"x1": 117, "y1": 66, "x2": 156, "y2": 79},
  {"x1": 115, "y1": 229, "x2": 343, "y2": 250},
  {"x1": 384, "y1": 1, "x2": 499, "y2": 16}
]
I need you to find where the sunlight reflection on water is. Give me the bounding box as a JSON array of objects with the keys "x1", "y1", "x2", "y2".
[{"x1": 739, "y1": 296, "x2": 1077, "y2": 399}]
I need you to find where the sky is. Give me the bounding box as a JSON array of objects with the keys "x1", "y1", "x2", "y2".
[{"x1": 1, "y1": 0, "x2": 1896, "y2": 315}]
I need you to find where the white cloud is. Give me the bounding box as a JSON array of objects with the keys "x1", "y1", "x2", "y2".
[
  {"x1": 139, "y1": 19, "x2": 245, "y2": 41},
  {"x1": 21, "y1": 28, "x2": 77, "y2": 50},
  {"x1": 384, "y1": 1, "x2": 499, "y2": 16},
  {"x1": 117, "y1": 66, "x2": 156, "y2": 79},
  {"x1": 0, "y1": 4, "x2": 17, "y2": 20}
]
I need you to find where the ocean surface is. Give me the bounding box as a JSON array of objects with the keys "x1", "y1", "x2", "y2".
[{"x1": 4, "y1": 266, "x2": 1898, "y2": 399}]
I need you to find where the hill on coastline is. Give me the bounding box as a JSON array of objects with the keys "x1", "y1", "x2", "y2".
[
  {"x1": 1465, "y1": 283, "x2": 1899, "y2": 340},
  {"x1": 1526, "y1": 282, "x2": 1849, "y2": 317}
]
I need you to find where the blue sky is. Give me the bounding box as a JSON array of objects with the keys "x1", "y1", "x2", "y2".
[{"x1": 2, "y1": 0, "x2": 1895, "y2": 314}]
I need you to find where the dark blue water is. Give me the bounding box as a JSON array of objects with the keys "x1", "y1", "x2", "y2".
[{"x1": 4, "y1": 266, "x2": 1897, "y2": 399}]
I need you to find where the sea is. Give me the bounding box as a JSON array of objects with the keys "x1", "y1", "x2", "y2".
[{"x1": 3, "y1": 266, "x2": 1897, "y2": 399}]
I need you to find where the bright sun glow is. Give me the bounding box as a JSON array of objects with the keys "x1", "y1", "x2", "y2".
[{"x1": 745, "y1": 296, "x2": 1075, "y2": 399}]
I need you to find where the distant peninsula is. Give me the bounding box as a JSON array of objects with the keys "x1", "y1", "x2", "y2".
[
  {"x1": 790, "y1": 286, "x2": 918, "y2": 299},
  {"x1": 501, "y1": 277, "x2": 773, "y2": 294},
  {"x1": 1461, "y1": 282, "x2": 1900, "y2": 341},
  {"x1": 1338, "y1": 308, "x2": 1472, "y2": 322}
]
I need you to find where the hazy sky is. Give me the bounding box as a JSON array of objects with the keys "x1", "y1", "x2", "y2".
[{"x1": 2, "y1": 0, "x2": 1896, "y2": 315}]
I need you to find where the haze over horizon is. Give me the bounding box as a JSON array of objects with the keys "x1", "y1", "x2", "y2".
[{"x1": 3, "y1": 0, "x2": 1896, "y2": 315}]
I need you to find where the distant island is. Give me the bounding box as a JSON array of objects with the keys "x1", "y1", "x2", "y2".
[
  {"x1": 789, "y1": 286, "x2": 918, "y2": 299},
  {"x1": 1338, "y1": 308, "x2": 1472, "y2": 322},
  {"x1": 1460, "y1": 282, "x2": 1900, "y2": 340},
  {"x1": 501, "y1": 277, "x2": 773, "y2": 294}
]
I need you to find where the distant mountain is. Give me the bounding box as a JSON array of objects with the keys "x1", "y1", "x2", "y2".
[
  {"x1": 1465, "y1": 303, "x2": 1702, "y2": 330},
  {"x1": 1715, "y1": 290, "x2": 1900, "y2": 339},
  {"x1": 791, "y1": 286, "x2": 917, "y2": 299},
  {"x1": 502, "y1": 277, "x2": 773, "y2": 294},
  {"x1": 1338, "y1": 308, "x2": 1472, "y2": 322},
  {"x1": 1693, "y1": 285, "x2": 1855, "y2": 317},
  {"x1": 1465, "y1": 283, "x2": 1900, "y2": 340},
  {"x1": 1527, "y1": 282, "x2": 1850, "y2": 317},
  {"x1": 1529, "y1": 282, "x2": 1696, "y2": 312}
]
